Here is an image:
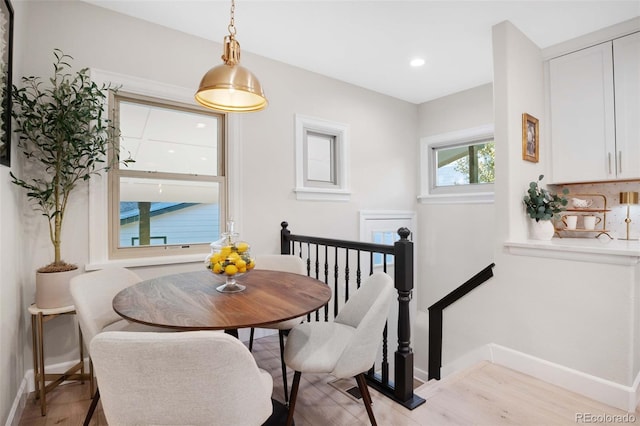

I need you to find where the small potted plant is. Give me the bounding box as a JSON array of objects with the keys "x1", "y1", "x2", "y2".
[
  {"x1": 523, "y1": 174, "x2": 569, "y2": 240},
  {"x1": 10, "y1": 49, "x2": 129, "y2": 308}
]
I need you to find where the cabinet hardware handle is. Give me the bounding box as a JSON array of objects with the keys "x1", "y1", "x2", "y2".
[
  {"x1": 608, "y1": 152, "x2": 612, "y2": 174},
  {"x1": 618, "y1": 151, "x2": 622, "y2": 174}
]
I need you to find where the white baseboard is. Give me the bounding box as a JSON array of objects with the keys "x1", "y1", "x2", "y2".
[
  {"x1": 5, "y1": 358, "x2": 90, "y2": 426},
  {"x1": 5, "y1": 377, "x2": 27, "y2": 426},
  {"x1": 441, "y1": 343, "x2": 640, "y2": 412},
  {"x1": 414, "y1": 366, "x2": 429, "y2": 383},
  {"x1": 24, "y1": 359, "x2": 88, "y2": 393}
]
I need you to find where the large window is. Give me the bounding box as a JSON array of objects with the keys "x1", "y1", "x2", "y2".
[
  {"x1": 108, "y1": 92, "x2": 226, "y2": 259},
  {"x1": 419, "y1": 124, "x2": 494, "y2": 203}
]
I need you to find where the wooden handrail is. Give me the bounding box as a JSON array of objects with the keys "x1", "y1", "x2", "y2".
[{"x1": 427, "y1": 263, "x2": 496, "y2": 380}]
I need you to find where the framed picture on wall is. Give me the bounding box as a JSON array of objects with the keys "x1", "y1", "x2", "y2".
[
  {"x1": 0, "y1": 0, "x2": 13, "y2": 167},
  {"x1": 522, "y1": 113, "x2": 539, "y2": 163}
]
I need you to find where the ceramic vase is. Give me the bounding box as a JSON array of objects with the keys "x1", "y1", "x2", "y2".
[
  {"x1": 35, "y1": 268, "x2": 81, "y2": 309},
  {"x1": 529, "y1": 219, "x2": 555, "y2": 241}
]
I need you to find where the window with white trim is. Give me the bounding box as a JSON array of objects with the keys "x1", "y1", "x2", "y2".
[
  {"x1": 359, "y1": 211, "x2": 415, "y2": 267},
  {"x1": 419, "y1": 124, "x2": 494, "y2": 203},
  {"x1": 108, "y1": 91, "x2": 227, "y2": 259},
  {"x1": 294, "y1": 114, "x2": 350, "y2": 201}
]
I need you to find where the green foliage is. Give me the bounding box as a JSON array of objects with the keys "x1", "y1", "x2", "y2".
[
  {"x1": 523, "y1": 174, "x2": 569, "y2": 222},
  {"x1": 10, "y1": 49, "x2": 128, "y2": 269},
  {"x1": 453, "y1": 143, "x2": 495, "y2": 183}
]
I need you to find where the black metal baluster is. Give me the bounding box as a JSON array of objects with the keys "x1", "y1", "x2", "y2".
[
  {"x1": 314, "y1": 244, "x2": 319, "y2": 279},
  {"x1": 324, "y1": 245, "x2": 329, "y2": 322},
  {"x1": 356, "y1": 250, "x2": 362, "y2": 288},
  {"x1": 344, "y1": 248, "x2": 350, "y2": 302},
  {"x1": 333, "y1": 246, "x2": 339, "y2": 318},
  {"x1": 382, "y1": 322, "x2": 389, "y2": 384}
]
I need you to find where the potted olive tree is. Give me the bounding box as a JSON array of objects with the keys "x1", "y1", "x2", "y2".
[{"x1": 11, "y1": 49, "x2": 128, "y2": 308}]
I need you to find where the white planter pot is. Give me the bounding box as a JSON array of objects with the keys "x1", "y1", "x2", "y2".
[
  {"x1": 35, "y1": 268, "x2": 81, "y2": 309},
  {"x1": 529, "y1": 219, "x2": 555, "y2": 241}
]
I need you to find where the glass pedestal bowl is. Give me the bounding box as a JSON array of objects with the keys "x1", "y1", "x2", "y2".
[
  {"x1": 206, "y1": 241, "x2": 255, "y2": 293},
  {"x1": 216, "y1": 272, "x2": 247, "y2": 293}
]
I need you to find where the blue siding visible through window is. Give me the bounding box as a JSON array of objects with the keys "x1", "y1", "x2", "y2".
[{"x1": 119, "y1": 203, "x2": 219, "y2": 247}]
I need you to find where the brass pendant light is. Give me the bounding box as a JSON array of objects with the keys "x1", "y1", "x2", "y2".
[{"x1": 195, "y1": 0, "x2": 267, "y2": 112}]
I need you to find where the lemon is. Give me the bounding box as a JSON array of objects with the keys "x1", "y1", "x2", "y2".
[
  {"x1": 236, "y1": 259, "x2": 247, "y2": 270},
  {"x1": 213, "y1": 263, "x2": 223, "y2": 274},
  {"x1": 236, "y1": 242, "x2": 249, "y2": 253},
  {"x1": 225, "y1": 264, "x2": 238, "y2": 276},
  {"x1": 246, "y1": 260, "x2": 255, "y2": 270}
]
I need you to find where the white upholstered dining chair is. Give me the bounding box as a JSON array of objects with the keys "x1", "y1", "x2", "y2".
[
  {"x1": 91, "y1": 330, "x2": 274, "y2": 426},
  {"x1": 284, "y1": 271, "x2": 394, "y2": 426},
  {"x1": 250, "y1": 254, "x2": 308, "y2": 404},
  {"x1": 70, "y1": 266, "x2": 167, "y2": 425}
]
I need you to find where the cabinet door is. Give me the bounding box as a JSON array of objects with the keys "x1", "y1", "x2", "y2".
[
  {"x1": 549, "y1": 42, "x2": 615, "y2": 183},
  {"x1": 613, "y1": 32, "x2": 640, "y2": 180}
]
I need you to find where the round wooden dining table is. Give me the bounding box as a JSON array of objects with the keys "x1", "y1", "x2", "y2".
[{"x1": 112, "y1": 269, "x2": 332, "y2": 332}]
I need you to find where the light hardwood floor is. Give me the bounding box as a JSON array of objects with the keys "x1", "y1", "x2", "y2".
[{"x1": 19, "y1": 334, "x2": 639, "y2": 425}]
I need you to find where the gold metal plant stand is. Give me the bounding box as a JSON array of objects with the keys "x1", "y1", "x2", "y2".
[{"x1": 28, "y1": 304, "x2": 90, "y2": 416}]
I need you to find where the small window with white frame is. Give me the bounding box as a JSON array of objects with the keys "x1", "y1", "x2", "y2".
[
  {"x1": 419, "y1": 124, "x2": 494, "y2": 204},
  {"x1": 294, "y1": 114, "x2": 350, "y2": 201},
  {"x1": 108, "y1": 91, "x2": 227, "y2": 259}
]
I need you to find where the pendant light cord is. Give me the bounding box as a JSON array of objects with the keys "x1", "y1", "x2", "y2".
[{"x1": 228, "y1": 0, "x2": 237, "y2": 36}]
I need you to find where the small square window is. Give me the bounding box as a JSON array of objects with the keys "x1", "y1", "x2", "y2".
[
  {"x1": 305, "y1": 131, "x2": 336, "y2": 186},
  {"x1": 294, "y1": 114, "x2": 350, "y2": 201}
]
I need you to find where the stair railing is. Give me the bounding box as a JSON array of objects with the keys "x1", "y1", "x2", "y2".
[
  {"x1": 280, "y1": 221, "x2": 426, "y2": 409},
  {"x1": 427, "y1": 263, "x2": 496, "y2": 380}
]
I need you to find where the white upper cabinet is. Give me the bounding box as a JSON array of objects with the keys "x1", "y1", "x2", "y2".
[
  {"x1": 549, "y1": 32, "x2": 639, "y2": 183},
  {"x1": 613, "y1": 32, "x2": 640, "y2": 180}
]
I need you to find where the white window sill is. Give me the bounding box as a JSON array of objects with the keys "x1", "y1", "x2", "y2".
[
  {"x1": 504, "y1": 238, "x2": 640, "y2": 266},
  {"x1": 86, "y1": 253, "x2": 206, "y2": 271},
  {"x1": 294, "y1": 187, "x2": 351, "y2": 201},
  {"x1": 418, "y1": 192, "x2": 494, "y2": 204}
]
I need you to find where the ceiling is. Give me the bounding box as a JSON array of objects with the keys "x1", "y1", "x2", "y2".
[{"x1": 84, "y1": 1, "x2": 639, "y2": 104}]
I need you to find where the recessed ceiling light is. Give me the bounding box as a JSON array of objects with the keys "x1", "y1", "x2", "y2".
[
  {"x1": 410, "y1": 58, "x2": 425, "y2": 67},
  {"x1": 196, "y1": 122, "x2": 206, "y2": 128},
  {"x1": 168, "y1": 149, "x2": 175, "y2": 154}
]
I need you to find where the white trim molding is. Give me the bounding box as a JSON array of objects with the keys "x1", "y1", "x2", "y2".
[{"x1": 504, "y1": 239, "x2": 640, "y2": 266}]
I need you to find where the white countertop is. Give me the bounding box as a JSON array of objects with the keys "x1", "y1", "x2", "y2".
[{"x1": 504, "y1": 238, "x2": 640, "y2": 266}]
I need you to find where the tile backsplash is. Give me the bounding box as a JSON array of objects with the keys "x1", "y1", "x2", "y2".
[{"x1": 550, "y1": 181, "x2": 640, "y2": 240}]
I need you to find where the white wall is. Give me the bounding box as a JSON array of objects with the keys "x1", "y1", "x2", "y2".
[
  {"x1": 1, "y1": 1, "x2": 28, "y2": 422},
  {"x1": 3, "y1": 2, "x2": 418, "y2": 421},
  {"x1": 412, "y1": 21, "x2": 639, "y2": 404},
  {"x1": 416, "y1": 83, "x2": 495, "y2": 306},
  {"x1": 440, "y1": 20, "x2": 639, "y2": 389},
  {"x1": 412, "y1": 84, "x2": 495, "y2": 372}
]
